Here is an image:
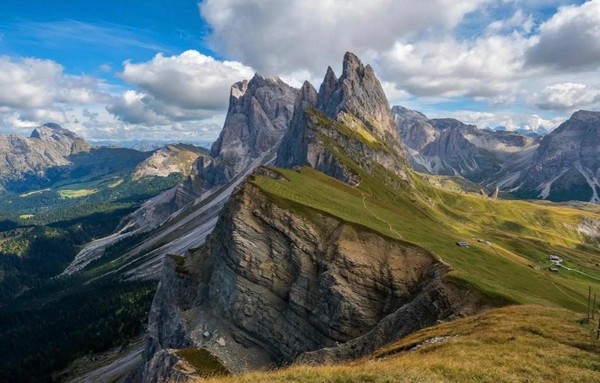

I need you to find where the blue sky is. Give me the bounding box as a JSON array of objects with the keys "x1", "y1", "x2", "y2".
[
  {"x1": 0, "y1": 1, "x2": 212, "y2": 80},
  {"x1": 0, "y1": 0, "x2": 598, "y2": 142}
]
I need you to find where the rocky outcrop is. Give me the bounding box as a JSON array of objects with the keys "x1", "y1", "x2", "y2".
[
  {"x1": 317, "y1": 52, "x2": 398, "y2": 141},
  {"x1": 276, "y1": 52, "x2": 407, "y2": 185},
  {"x1": 510, "y1": 110, "x2": 600, "y2": 202},
  {"x1": 202, "y1": 74, "x2": 298, "y2": 188},
  {"x1": 143, "y1": 171, "x2": 480, "y2": 382},
  {"x1": 132, "y1": 144, "x2": 206, "y2": 181},
  {"x1": 0, "y1": 123, "x2": 91, "y2": 189},
  {"x1": 141, "y1": 52, "x2": 484, "y2": 382}
]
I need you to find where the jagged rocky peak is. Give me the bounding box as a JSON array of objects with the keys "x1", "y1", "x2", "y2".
[
  {"x1": 229, "y1": 79, "x2": 248, "y2": 100},
  {"x1": 317, "y1": 52, "x2": 398, "y2": 140},
  {"x1": 196, "y1": 73, "x2": 298, "y2": 189},
  {"x1": 275, "y1": 52, "x2": 408, "y2": 184},
  {"x1": 210, "y1": 73, "x2": 297, "y2": 163}
]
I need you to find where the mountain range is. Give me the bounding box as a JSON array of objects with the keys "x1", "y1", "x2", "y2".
[
  {"x1": 1, "y1": 52, "x2": 599, "y2": 383},
  {"x1": 393, "y1": 106, "x2": 600, "y2": 203},
  {"x1": 112, "y1": 52, "x2": 598, "y2": 383}
]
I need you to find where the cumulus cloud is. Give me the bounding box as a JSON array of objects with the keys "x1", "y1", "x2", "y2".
[
  {"x1": 530, "y1": 82, "x2": 600, "y2": 110},
  {"x1": 120, "y1": 50, "x2": 254, "y2": 110},
  {"x1": 526, "y1": 0, "x2": 600, "y2": 70},
  {"x1": 0, "y1": 56, "x2": 108, "y2": 109},
  {"x1": 379, "y1": 33, "x2": 533, "y2": 99},
  {"x1": 0, "y1": 56, "x2": 114, "y2": 136},
  {"x1": 200, "y1": 0, "x2": 488, "y2": 75},
  {"x1": 107, "y1": 50, "x2": 254, "y2": 125}
]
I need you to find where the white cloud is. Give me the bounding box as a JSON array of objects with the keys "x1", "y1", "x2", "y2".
[
  {"x1": 526, "y1": 0, "x2": 600, "y2": 70},
  {"x1": 486, "y1": 9, "x2": 534, "y2": 34},
  {"x1": 200, "y1": 0, "x2": 488, "y2": 75},
  {"x1": 0, "y1": 56, "x2": 107, "y2": 109},
  {"x1": 107, "y1": 50, "x2": 255, "y2": 127},
  {"x1": 379, "y1": 32, "x2": 533, "y2": 99},
  {"x1": 530, "y1": 82, "x2": 600, "y2": 110},
  {"x1": 119, "y1": 50, "x2": 254, "y2": 110},
  {"x1": 441, "y1": 110, "x2": 564, "y2": 132},
  {"x1": 107, "y1": 90, "x2": 170, "y2": 125},
  {"x1": 0, "y1": 56, "x2": 115, "y2": 136}
]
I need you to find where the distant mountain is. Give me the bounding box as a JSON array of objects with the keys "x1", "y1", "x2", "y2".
[
  {"x1": 394, "y1": 107, "x2": 600, "y2": 203},
  {"x1": 507, "y1": 110, "x2": 600, "y2": 202},
  {"x1": 0, "y1": 123, "x2": 91, "y2": 189},
  {"x1": 0, "y1": 124, "x2": 206, "y2": 220},
  {"x1": 393, "y1": 106, "x2": 539, "y2": 184},
  {"x1": 132, "y1": 144, "x2": 208, "y2": 180}
]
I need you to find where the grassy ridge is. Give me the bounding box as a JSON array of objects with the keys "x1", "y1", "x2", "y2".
[
  {"x1": 202, "y1": 305, "x2": 600, "y2": 383},
  {"x1": 252, "y1": 167, "x2": 600, "y2": 312}
]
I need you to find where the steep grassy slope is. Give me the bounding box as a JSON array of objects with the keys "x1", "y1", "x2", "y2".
[
  {"x1": 246, "y1": 102, "x2": 600, "y2": 313},
  {"x1": 253, "y1": 166, "x2": 600, "y2": 312},
  {"x1": 202, "y1": 305, "x2": 600, "y2": 383}
]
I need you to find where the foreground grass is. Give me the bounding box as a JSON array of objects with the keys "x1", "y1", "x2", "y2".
[{"x1": 202, "y1": 305, "x2": 600, "y2": 383}]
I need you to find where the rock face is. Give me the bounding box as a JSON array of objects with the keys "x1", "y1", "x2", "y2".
[
  {"x1": 132, "y1": 144, "x2": 207, "y2": 181},
  {"x1": 120, "y1": 75, "x2": 298, "y2": 232},
  {"x1": 276, "y1": 52, "x2": 407, "y2": 185},
  {"x1": 201, "y1": 74, "x2": 298, "y2": 189},
  {"x1": 0, "y1": 123, "x2": 91, "y2": 189},
  {"x1": 142, "y1": 174, "x2": 480, "y2": 382},
  {"x1": 392, "y1": 106, "x2": 436, "y2": 152},
  {"x1": 393, "y1": 107, "x2": 539, "y2": 186},
  {"x1": 509, "y1": 110, "x2": 600, "y2": 202},
  {"x1": 317, "y1": 52, "x2": 398, "y2": 140}
]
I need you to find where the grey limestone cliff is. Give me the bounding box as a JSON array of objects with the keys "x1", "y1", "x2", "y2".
[
  {"x1": 201, "y1": 74, "x2": 298, "y2": 189},
  {"x1": 276, "y1": 52, "x2": 407, "y2": 185},
  {"x1": 119, "y1": 75, "x2": 298, "y2": 233}
]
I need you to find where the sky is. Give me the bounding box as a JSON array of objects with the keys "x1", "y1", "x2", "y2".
[{"x1": 0, "y1": 0, "x2": 598, "y2": 143}]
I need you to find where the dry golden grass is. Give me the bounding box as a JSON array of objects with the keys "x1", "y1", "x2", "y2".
[{"x1": 201, "y1": 305, "x2": 600, "y2": 383}]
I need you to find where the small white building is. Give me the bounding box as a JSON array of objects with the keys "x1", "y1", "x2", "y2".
[{"x1": 549, "y1": 255, "x2": 562, "y2": 263}]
